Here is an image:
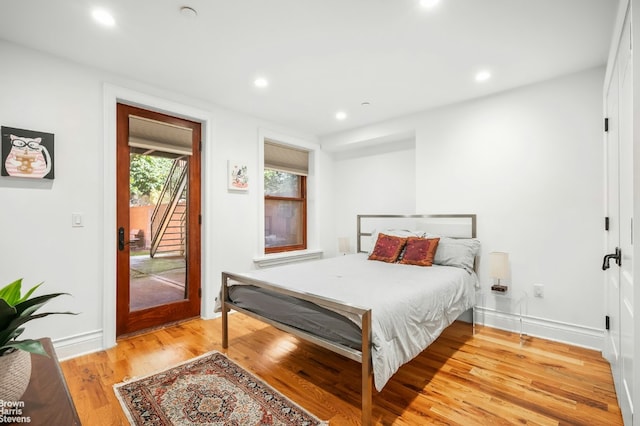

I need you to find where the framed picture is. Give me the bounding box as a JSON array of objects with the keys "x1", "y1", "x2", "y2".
[
  {"x1": 1, "y1": 126, "x2": 55, "y2": 180},
  {"x1": 227, "y1": 160, "x2": 248, "y2": 191}
]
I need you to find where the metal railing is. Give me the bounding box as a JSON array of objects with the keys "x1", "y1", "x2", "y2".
[{"x1": 150, "y1": 159, "x2": 188, "y2": 257}]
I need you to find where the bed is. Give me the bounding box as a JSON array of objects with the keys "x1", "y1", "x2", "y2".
[{"x1": 221, "y1": 214, "x2": 479, "y2": 425}]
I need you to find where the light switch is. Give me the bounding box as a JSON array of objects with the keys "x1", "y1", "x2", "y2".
[{"x1": 72, "y1": 213, "x2": 84, "y2": 227}]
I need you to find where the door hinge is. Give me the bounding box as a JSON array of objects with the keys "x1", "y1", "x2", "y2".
[
  {"x1": 199, "y1": 214, "x2": 202, "y2": 225},
  {"x1": 199, "y1": 140, "x2": 202, "y2": 152},
  {"x1": 198, "y1": 288, "x2": 202, "y2": 298},
  {"x1": 604, "y1": 117, "x2": 609, "y2": 132},
  {"x1": 605, "y1": 217, "x2": 609, "y2": 231},
  {"x1": 605, "y1": 315, "x2": 610, "y2": 331}
]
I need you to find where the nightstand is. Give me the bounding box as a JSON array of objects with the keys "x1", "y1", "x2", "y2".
[{"x1": 473, "y1": 289, "x2": 527, "y2": 345}]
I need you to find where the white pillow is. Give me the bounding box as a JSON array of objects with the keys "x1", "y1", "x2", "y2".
[{"x1": 426, "y1": 234, "x2": 481, "y2": 272}]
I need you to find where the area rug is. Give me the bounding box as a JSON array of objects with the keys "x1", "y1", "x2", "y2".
[{"x1": 114, "y1": 350, "x2": 327, "y2": 425}]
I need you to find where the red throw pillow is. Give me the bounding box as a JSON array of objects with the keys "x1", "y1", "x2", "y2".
[
  {"x1": 368, "y1": 233, "x2": 407, "y2": 263},
  {"x1": 400, "y1": 237, "x2": 440, "y2": 266}
]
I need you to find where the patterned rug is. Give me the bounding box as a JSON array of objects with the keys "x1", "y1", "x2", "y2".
[{"x1": 114, "y1": 351, "x2": 327, "y2": 425}]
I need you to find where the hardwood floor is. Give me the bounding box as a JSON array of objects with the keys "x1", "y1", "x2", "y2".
[{"x1": 61, "y1": 314, "x2": 622, "y2": 425}]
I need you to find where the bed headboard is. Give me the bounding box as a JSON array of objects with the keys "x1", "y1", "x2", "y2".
[{"x1": 357, "y1": 214, "x2": 477, "y2": 253}]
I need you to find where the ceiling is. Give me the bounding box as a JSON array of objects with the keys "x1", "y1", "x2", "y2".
[{"x1": 0, "y1": 0, "x2": 617, "y2": 137}]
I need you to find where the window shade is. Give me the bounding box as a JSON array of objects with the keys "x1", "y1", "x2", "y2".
[
  {"x1": 264, "y1": 141, "x2": 309, "y2": 176},
  {"x1": 129, "y1": 115, "x2": 193, "y2": 156}
]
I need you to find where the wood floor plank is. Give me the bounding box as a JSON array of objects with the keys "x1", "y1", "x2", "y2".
[{"x1": 60, "y1": 315, "x2": 623, "y2": 425}]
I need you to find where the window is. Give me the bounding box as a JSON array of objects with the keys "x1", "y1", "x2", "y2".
[{"x1": 264, "y1": 141, "x2": 308, "y2": 253}]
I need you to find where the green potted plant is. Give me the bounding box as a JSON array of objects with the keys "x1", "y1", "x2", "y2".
[{"x1": 0, "y1": 278, "x2": 75, "y2": 401}]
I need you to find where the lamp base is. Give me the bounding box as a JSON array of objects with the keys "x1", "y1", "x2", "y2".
[{"x1": 491, "y1": 284, "x2": 509, "y2": 293}]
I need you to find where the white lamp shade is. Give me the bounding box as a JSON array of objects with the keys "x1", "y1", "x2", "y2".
[
  {"x1": 489, "y1": 252, "x2": 509, "y2": 280},
  {"x1": 338, "y1": 237, "x2": 350, "y2": 253}
]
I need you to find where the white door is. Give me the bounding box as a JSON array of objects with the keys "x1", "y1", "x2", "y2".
[
  {"x1": 618, "y1": 13, "x2": 634, "y2": 425},
  {"x1": 605, "y1": 10, "x2": 634, "y2": 425},
  {"x1": 604, "y1": 54, "x2": 621, "y2": 386}
]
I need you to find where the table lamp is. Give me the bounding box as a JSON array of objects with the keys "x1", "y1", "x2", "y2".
[
  {"x1": 489, "y1": 251, "x2": 509, "y2": 292},
  {"x1": 338, "y1": 237, "x2": 350, "y2": 255}
]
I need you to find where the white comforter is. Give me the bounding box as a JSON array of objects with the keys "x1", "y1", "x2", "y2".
[{"x1": 234, "y1": 253, "x2": 477, "y2": 390}]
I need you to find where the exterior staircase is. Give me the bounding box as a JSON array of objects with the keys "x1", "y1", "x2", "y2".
[
  {"x1": 150, "y1": 159, "x2": 188, "y2": 258},
  {"x1": 154, "y1": 201, "x2": 186, "y2": 256}
]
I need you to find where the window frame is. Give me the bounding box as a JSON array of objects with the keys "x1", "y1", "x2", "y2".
[
  {"x1": 264, "y1": 171, "x2": 307, "y2": 254},
  {"x1": 256, "y1": 129, "x2": 319, "y2": 262}
]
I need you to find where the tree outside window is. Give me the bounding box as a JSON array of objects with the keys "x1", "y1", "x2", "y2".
[{"x1": 264, "y1": 169, "x2": 306, "y2": 253}]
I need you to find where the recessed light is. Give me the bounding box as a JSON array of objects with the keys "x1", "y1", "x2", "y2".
[
  {"x1": 254, "y1": 78, "x2": 269, "y2": 88},
  {"x1": 180, "y1": 6, "x2": 197, "y2": 18},
  {"x1": 475, "y1": 70, "x2": 491, "y2": 82},
  {"x1": 336, "y1": 111, "x2": 347, "y2": 120},
  {"x1": 361, "y1": 101, "x2": 371, "y2": 107},
  {"x1": 92, "y1": 9, "x2": 115, "y2": 27},
  {"x1": 420, "y1": 0, "x2": 441, "y2": 9}
]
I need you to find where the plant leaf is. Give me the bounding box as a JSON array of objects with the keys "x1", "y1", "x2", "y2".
[
  {"x1": 0, "y1": 339, "x2": 49, "y2": 357},
  {"x1": 0, "y1": 324, "x2": 21, "y2": 347},
  {"x1": 14, "y1": 293, "x2": 68, "y2": 316},
  {"x1": 0, "y1": 279, "x2": 23, "y2": 306},
  {"x1": 0, "y1": 299, "x2": 17, "y2": 331},
  {"x1": 9, "y1": 311, "x2": 77, "y2": 333},
  {"x1": 11, "y1": 327, "x2": 25, "y2": 340},
  {"x1": 16, "y1": 281, "x2": 44, "y2": 305},
  {"x1": 0, "y1": 280, "x2": 77, "y2": 352},
  {"x1": 0, "y1": 327, "x2": 24, "y2": 355},
  {"x1": 0, "y1": 311, "x2": 75, "y2": 347},
  {"x1": 0, "y1": 326, "x2": 24, "y2": 349}
]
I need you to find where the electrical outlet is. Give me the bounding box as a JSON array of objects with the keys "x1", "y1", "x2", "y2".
[{"x1": 533, "y1": 283, "x2": 544, "y2": 298}]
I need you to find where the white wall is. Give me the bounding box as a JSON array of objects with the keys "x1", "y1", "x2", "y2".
[
  {"x1": 0, "y1": 42, "x2": 105, "y2": 347},
  {"x1": 0, "y1": 40, "x2": 328, "y2": 356},
  {"x1": 0, "y1": 37, "x2": 606, "y2": 354},
  {"x1": 331, "y1": 143, "x2": 416, "y2": 255},
  {"x1": 323, "y1": 67, "x2": 605, "y2": 349}
]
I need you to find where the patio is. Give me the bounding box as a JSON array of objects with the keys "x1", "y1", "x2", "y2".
[{"x1": 129, "y1": 254, "x2": 186, "y2": 311}]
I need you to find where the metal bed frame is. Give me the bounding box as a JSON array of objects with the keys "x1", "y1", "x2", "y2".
[{"x1": 221, "y1": 213, "x2": 477, "y2": 425}]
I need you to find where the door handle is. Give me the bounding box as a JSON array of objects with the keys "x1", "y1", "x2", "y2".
[
  {"x1": 118, "y1": 227, "x2": 130, "y2": 251},
  {"x1": 602, "y1": 247, "x2": 622, "y2": 270}
]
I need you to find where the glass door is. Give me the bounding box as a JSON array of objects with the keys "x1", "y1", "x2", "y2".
[
  {"x1": 129, "y1": 153, "x2": 187, "y2": 311},
  {"x1": 116, "y1": 103, "x2": 201, "y2": 336}
]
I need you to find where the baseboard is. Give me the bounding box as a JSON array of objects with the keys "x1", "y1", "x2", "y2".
[
  {"x1": 50, "y1": 311, "x2": 603, "y2": 361},
  {"x1": 52, "y1": 312, "x2": 222, "y2": 359},
  {"x1": 474, "y1": 307, "x2": 604, "y2": 351},
  {"x1": 53, "y1": 329, "x2": 104, "y2": 361},
  {"x1": 202, "y1": 311, "x2": 222, "y2": 320}
]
